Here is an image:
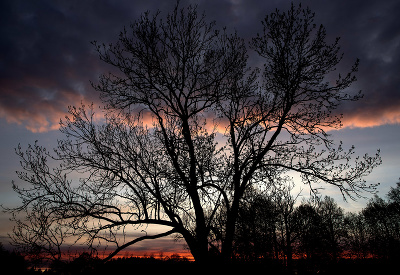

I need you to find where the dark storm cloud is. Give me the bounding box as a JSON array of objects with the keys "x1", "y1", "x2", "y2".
[
  {"x1": 0, "y1": 0, "x2": 165, "y2": 132},
  {"x1": 1, "y1": 0, "x2": 399, "y2": 132},
  {"x1": 202, "y1": 0, "x2": 400, "y2": 128},
  {"x1": 300, "y1": 0, "x2": 400, "y2": 128}
]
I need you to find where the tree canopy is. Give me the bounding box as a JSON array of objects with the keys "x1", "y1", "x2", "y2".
[{"x1": 6, "y1": 3, "x2": 381, "y2": 263}]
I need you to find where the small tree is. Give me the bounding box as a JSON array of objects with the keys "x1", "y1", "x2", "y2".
[
  {"x1": 6, "y1": 3, "x2": 380, "y2": 263},
  {"x1": 317, "y1": 196, "x2": 346, "y2": 260},
  {"x1": 343, "y1": 212, "x2": 369, "y2": 259},
  {"x1": 234, "y1": 187, "x2": 279, "y2": 261},
  {"x1": 274, "y1": 183, "x2": 302, "y2": 268},
  {"x1": 295, "y1": 202, "x2": 324, "y2": 261},
  {"x1": 387, "y1": 179, "x2": 400, "y2": 215},
  {"x1": 363, "y1": 195, "x2": 400, "y2": 259}
]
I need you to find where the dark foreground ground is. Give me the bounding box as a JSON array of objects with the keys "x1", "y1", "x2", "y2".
[
  {"x1": 2, "y1": 249, "x2": 397, "y2": 275},
  {"x1": 29, "y1": 258, "x2": 397, "y2": 275}
]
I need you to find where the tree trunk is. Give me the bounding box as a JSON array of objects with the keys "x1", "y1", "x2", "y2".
[
  {"x1": 284, "y1": 214, "x2": 293, "y2": 270},
  {"x1": 221, "y1": 191, "x2": 242, "y2": 262},
  {"x1": 182, "y1": 229, "x2": 209, "y2": 263}
]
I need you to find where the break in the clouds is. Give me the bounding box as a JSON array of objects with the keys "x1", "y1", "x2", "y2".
[{"x1": 1, "y1": 0, "x2": 399, "y2": 132}]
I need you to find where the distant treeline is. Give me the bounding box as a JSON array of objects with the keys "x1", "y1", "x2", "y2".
[{"x1": 233, "y1": 181, "x2": 400, "y2": 266}]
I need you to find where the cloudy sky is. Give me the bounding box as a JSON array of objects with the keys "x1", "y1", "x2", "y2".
[{"x1": 1, "y1": 0, "x2": 399, "y2": 254}]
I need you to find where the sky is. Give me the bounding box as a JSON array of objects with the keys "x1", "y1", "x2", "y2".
[{"x1": 0, "y1": 0, "x2": 399, "y2": 256}]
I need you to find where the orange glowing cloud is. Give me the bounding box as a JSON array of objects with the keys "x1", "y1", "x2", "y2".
[
  {"x1": 0, "y1": 73, "x2": 102, "y2": 133},
  {"x1": 4, "y1": 103, "x2": 400, "y2": 134},
  {"x1": 1, "y1": 70, "x2": 399, "y2": 134},
  {"x1": 0, "y1": 93, "x2": 88, "y2": 133},
  {"x1": 340, "y1": 107, "x2": 400, "y2": 129},
  {"x1": 0, "y1": 108, "x2": 62, "y2": 133}
]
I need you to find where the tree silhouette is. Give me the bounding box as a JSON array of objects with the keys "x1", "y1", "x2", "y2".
[
  {"x1": 387, "y1": 179, "x2": 400, "y2": 215},
  {"x1": 317, "y1": 196, "x2": 346, "y2": 260},
  {"x1": 6, "y1": 2, "x2": 381, "y2": 264},
  {"x1": 343, "y1": 212, "x2": 369, "y2": 259},
  {"x1": 295, "y1": 201, "x2": 324, "y2": 261},
  {"x1": 363, "y1": 195, "x2": 400, "y2": 259},
  {"x1": 273, "y1": 183, "x2": 302, "y2": 268},
  {"x1": 0, "y1": 243, "x2": 29, "y2": 274},
  {"x1": 234, "y1": 186, "x2": 281, "y2": 261}
]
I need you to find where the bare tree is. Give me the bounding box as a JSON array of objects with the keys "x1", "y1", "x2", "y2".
[
  {"x1": 317, "y1": 196, "x2": 346, "y2": 260},
  {"x1": 8, "y1": 143, "x2": 73, "y2": 264},
  {"x1": 295, "y1": 201, "x2": 324, "y2": 262},
  {"x1": 343, "y1": 212, "x2": 369, "y2": 259},
  {"x1": 6, "y1": 3, "x2": 381, "y2": 263},
  {"x1": 363, "y1": 195, "x2": 400, "y2": 259},
  {"x1": 274, "y1": 183, "x2": 302, "y2": 268},
  {"x1": 234, "y1": 186, "x2": 280, "y2": 261},
  {"x1": 388, "y1": 179, "x2": 400, "y2": 215}
]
